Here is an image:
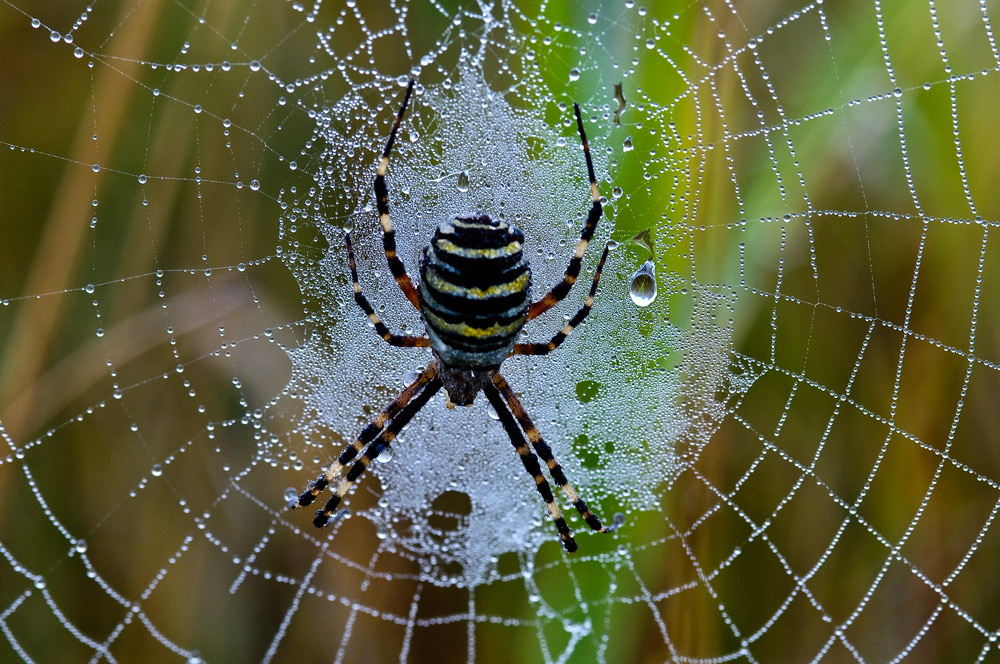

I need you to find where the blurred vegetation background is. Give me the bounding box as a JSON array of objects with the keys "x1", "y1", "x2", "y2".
[{"x1": 1, "y1": 0, "x2": 999, "y2": 662}]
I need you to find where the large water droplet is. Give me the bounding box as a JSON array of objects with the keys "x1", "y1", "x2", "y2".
[
  {"x1": 629, "y1": 260, "x2": 657, "y2": 307},
  {"x1": 486, "y1": 403, "x2": 501, "y2": 420},
  {"x1": 283, "y1": 487, "x2": 298, "y2": 504},
  {"x1": 456, "y1": 170, "x2": 470, "y2": 192},
  {"x1": 623, "y1": 136, "x2": 634, "y2": 152},
  {"x1": 569, "y1": 68, "x2": 581, "y2": 82}
]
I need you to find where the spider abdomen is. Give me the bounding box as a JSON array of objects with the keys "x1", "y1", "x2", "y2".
[{"x1": 418, "y1": 214, "x2": 531, "y2": 369}]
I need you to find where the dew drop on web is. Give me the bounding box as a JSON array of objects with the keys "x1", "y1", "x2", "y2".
[{"x1": 629, "y1": 260, "x2": 657, "y2": 307}]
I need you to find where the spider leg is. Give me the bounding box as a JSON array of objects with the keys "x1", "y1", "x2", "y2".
[
  {"x1": 292, "y1": 364, "x2": 438, "y2": 510},
  {"x1": 345, "y1": 231, "x2": 429, "y2": 347},
  {"x1": 313, "y1": 377, "x2": 443, "y2": 528},
  {"x1": 514, "y1": 242, "x2": 610, "y2": 356},
  {"x1": 492, "y1": 373, "x2": 610, "y2": 535},
  {"x1": 482, "y1": 381, "x2": 578, "y2": 552},
  {"x1": 527, "y1": 103, "x2": 603, "y2": 321},
  {"x1": 374, "y1": 79, "x2": 422, "y2": 312}
]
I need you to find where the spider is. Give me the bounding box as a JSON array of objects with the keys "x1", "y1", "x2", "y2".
[{"x1": 292, "y1": 80, "x2": 619, "y2": 552}]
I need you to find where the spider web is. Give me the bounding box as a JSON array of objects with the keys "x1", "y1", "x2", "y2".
[{"x1": 1, "y1": 0, "x2": 998, "y2": 662}]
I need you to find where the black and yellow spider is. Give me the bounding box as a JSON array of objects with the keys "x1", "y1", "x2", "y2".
[{"x1": 292, "y1": 80, "x2": 617, "y2": 552}]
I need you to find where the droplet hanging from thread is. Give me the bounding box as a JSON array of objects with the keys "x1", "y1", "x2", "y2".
[
  {"x1": 628, "y1": 229, "x2": 657, "y2": 307},
  {"x1": 629, "y1": 260, "x2": 657, "y2": 307}
]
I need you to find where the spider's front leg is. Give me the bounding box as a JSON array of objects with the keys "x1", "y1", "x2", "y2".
[
  {"x1": 492, "y1": 373, "x2": 617, "y2": 546},
  {"x1": 292, "y1": 364, "x2": 438, "y2": 512},
  {"x1": 312, "y1": 376, "x2": 442, "y2": 528},
  {"x1": 482, "y1": 381, "x2": 579, "y2": 552}
]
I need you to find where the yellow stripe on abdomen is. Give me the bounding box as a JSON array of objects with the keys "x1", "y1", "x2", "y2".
[{"x1": 424, "y1": 267, "x2": 530, "y2": 299}]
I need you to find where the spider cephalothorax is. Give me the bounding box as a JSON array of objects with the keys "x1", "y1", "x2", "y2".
[{"x1": 292, "y1": 80, "x2": 617, "y2": 552}]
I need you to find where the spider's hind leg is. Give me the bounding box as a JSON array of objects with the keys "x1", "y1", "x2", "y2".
[
  {"x1": 527, "y1": 103, "x2": 603, "y2": 321},
  {"x1": 514, "y1": 242, "x2": 610, "y2": 356},
  {"x1": 345, "y1": 231, "x2": 429, "y2": 348},
  {"x1": 374, "y1": 79, "x2": 422, "y2": 311}
]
